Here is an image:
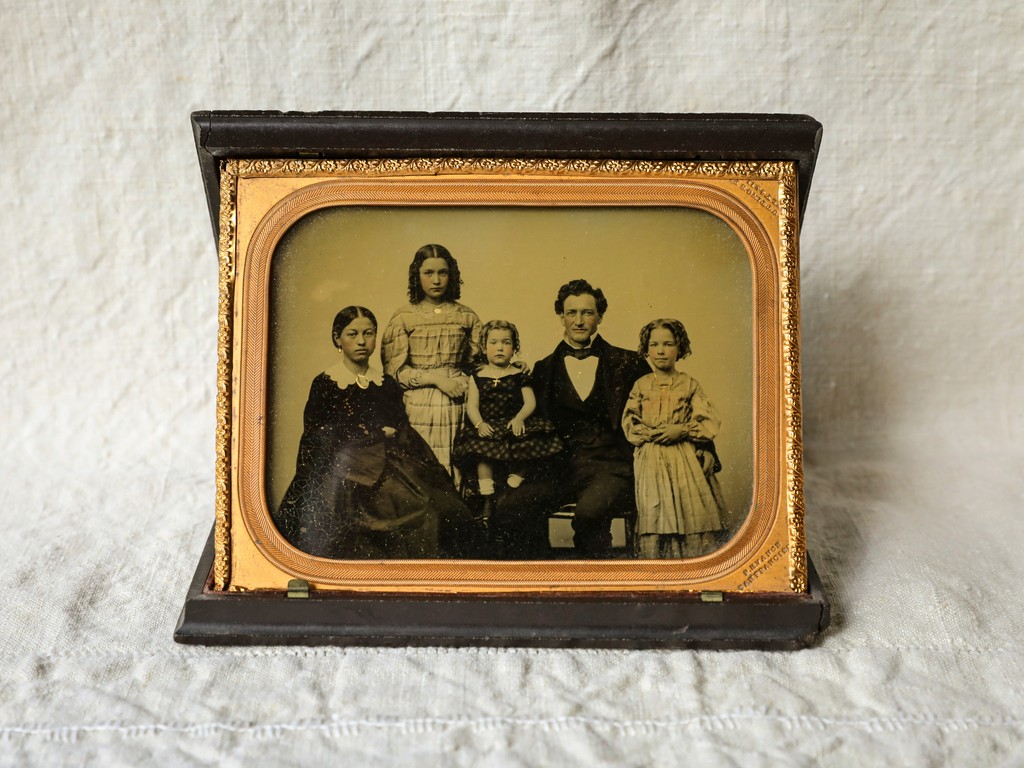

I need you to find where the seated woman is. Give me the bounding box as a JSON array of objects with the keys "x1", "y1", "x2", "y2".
[{"x1": 272, "y1": 306, "x2": 482, "y2": 559}]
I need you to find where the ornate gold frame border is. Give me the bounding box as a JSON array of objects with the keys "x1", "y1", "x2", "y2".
[
  {"x1": 214, "y1": 159, "x2": 804, "y2": 593},
  {"x1": 213, "y1": 164, "x2": 237, "y2": 590}
]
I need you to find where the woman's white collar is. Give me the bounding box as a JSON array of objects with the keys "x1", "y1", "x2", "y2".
[{"x1": 326, "y1": 363, "x2": 384, "y2": 390}]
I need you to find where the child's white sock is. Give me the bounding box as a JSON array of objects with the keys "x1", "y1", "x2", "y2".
[
  {"x1": 507, "y1": 474, "x2": 524, "y2": 489},
  {"x1": 478, "y1": 478, "x2": 496, "y2": 496}
]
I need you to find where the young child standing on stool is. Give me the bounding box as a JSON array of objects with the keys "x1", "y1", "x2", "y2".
[
  {"x1": 453, "y1": 320, "x2": 562, "y2": 517},
  {"x1": 621, "y1": 318, "x2": 727, "y2": 558}
]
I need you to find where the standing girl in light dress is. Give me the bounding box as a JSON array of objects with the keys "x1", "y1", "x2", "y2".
[
  {"x1": 381, "y1": 244, "x2": 481, "y2": 480},
  {"x1": 621, "y1": 318, "x2": 727, "y2": 558}
]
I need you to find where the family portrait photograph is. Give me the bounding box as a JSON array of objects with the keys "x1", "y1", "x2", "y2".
[{"x1": 262, "y1": 204, "x2": 755, "y2": 562}]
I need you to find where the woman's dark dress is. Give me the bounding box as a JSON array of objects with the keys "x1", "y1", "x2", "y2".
[
  {"x1": 273, "y1": 371, "x2": 482, "y2": 559},
  {"x1": 452, "y1": 371, "x2": 563, "y2": 464}
]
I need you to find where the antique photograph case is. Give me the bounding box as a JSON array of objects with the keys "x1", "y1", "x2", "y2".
[{"x1": 176, "y1": 112, "x2": 829, "y2": 648}]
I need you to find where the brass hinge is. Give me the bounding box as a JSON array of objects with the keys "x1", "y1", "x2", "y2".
[{"x1": 286, "y1": 579, "x2": 310, "y2": 599}]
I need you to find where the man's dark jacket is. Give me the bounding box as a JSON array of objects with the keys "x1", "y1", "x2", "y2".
[{"x1": 531, "y1": 335, "x2": 649, "y2": 459}]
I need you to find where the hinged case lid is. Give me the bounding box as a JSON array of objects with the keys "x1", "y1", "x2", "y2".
[{"x1": 191, "y1": 111, "x2": 821, "y2": 242}]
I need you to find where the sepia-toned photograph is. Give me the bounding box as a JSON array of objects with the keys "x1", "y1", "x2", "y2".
[
  {"x1": 218, "y1": 157, "x2": 802, "y2": 595},
  {"x1": 263, "y1": 205, "x2": 754, "y2": 563}
]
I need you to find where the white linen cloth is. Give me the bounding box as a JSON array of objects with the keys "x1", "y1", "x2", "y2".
[{"x1": 1, "y1": 1, "x2": 1022, "y2": 764}]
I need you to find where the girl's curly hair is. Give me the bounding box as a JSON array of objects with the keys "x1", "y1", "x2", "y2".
[
  {"x1": 638, "y1": 318, "x2": 692, "y2": 359},
  {"x1": 407, "y1": 243, "x2": 463, "y2": 303},
  {"x1": 480, "y1": 319, "x2": 521, "y2": 354},
  {"x1": 472, "y1": 319, "x2": 521, "y2": 369}
]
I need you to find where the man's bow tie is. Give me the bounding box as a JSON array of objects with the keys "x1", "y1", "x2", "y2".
[{"x1": 562, "y1": 345, "x2": 597, "y2": 360}]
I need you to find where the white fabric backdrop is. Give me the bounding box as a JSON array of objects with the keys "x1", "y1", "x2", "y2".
[{"x1": 1, "y1": 1, "x2": 1022, "y2": 764}]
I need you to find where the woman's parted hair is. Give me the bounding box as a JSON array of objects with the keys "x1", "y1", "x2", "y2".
[
  {"x1": 407, "y1": 243, "x2": 463, "y2": 303},
  {"x1": 553, "y1": 278, "x2": 608, "y2": 316},
  {"x1": 638, "y1": 318, "x2": 692, "y2": 359},
  {"x1": 331, "y1": 305, "x2": 377, "y2": 348}
]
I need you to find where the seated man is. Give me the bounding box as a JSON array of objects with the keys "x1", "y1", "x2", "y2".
[{"x1": 491, "y1": 279, "x2": 649, "y2": 558}]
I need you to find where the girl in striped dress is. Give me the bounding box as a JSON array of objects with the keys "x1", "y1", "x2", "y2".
[
  {"x1": 622, "y1": 318, "x2": 727, "y2": 558},
  {"x1": 381, "y1": 244, "x2": 481, "y2": 479}
]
